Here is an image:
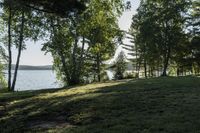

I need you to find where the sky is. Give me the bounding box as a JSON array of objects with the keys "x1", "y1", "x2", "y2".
[{"x1": 12, "y1": 0, "x2": 140, "y2": 66}]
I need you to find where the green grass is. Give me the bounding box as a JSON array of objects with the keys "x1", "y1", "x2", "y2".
[{"x1": 0, "y1": 76, "x2": 200, "y2": 133}]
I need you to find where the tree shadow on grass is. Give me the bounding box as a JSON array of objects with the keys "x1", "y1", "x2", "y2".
[{"x1": 1, "y1": 77, "x2": 200, "y2": 133}]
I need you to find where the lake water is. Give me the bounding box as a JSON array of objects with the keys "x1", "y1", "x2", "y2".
[
  {"x1": 4, "y1": 70, "x2": 114, "y2": 91},
  {"x1": 5, "y1": 70, "x2": 62, "y2": 91}
]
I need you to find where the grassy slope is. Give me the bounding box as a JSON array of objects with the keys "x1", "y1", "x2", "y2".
[{"x1": 0, "y1": 76, "x2": 200, "y2": 133}]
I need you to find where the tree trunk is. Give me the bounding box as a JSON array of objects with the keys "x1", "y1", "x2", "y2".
[
  {"x1": 11, "y1": 11, "x2": 25, "y2": 91},
  {"x1": 52, "y1": 18, "x2": 71, "y2": 85},
  {"x1": 184, "y1": 68, "x2": 187, "y2": 76},
  {"x1": 59, "y1": 49, "x2": 70, "y2": 84},
  {"x1": 144, "y1": 59, "x2": 147, "y2": 78},
  {"x1": 79, "y1": 37, "x2": 85, "y2": 69},
  {"x1": 97, "y1": 53, "x2": 101, "y2": 82},
  {"x1": 157, "y1": 61, "x2": 160, "y2": 77},
  {"x1": 70, "y1": 38, "x2": 79, "y2": 85},
  {"x1": 77, "y1": 36, "x2": 85, "y2": 78},
  {"x1": 177, "y1": 67, "x2": 180, "y2": 76},
  {"x1": 135, "y1": 44, "x2": 139, "y2": 77},
  {"x1": 162, "y1": 20, "x2": 171, "y2": 77},
  {"x1": 7, "y1": 6, "x2": 12, "y2": 91},
  {"x1": 162, "y1": 47, "x2": 171, "y2": 76},
  {"x1": 137, "y1": 60, "x2": 141, "y2": 79},
  {"x1": 191, "y1": 64, "x2": 194, "y2": 75},
  {"x1": 150, "y1": 67, "x2": 153, "y2": 77}
]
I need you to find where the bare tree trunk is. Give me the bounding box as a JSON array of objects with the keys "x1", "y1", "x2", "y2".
[
  {"x1": 157, "y1": 60, "x2": 160, "y2": 77},
  {"x1": 11, "y1": 10, "x2": 25, "y2": 91},
  {"x1": 69, "y1": 38, "x2": 80, "y2": 85},
  {"x1": 7, "y1": 5, "x2": 12, "y2": 91},
  {"x1": 148, "y1": 66, "x2": 151, "y2": 77},
  {"x1": 135, "y1": 44, "x2": 139, "y2": 77},
  {"x1": 162, "y1": 47, "x2": 171, "y2": 76},
  {"x1": 150, "y1": 67, "x2": 153, "y2": 77},
  {"x1": 97, "y1": 53, "x2": 101, "y2": 82},
  {"x1": 162, "y1": 20, "x2": 171, "y2": 77},
  {"x1": 144, "y1": 59, "x2": 147, "y2": 78},
  {"x1": 77, "y1": 36, "x2": 85, "y2": 77},
  {"x1": 137, "y1": 60, "x2": 141, "y2": 79},
  {"x1": 177, "y1": 67, "x2": 180, "y2": 77},
  {"x1": 59, "y1": 50, "x2": 70, "y2": 83}
]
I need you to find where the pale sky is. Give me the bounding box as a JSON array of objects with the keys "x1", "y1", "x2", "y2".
[{"x1": 13, "y1": 0, "x2": 140, "y2": 66}]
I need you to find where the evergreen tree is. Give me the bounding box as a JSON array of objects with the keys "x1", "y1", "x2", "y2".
[{"x1": 114, "y1": 51, "x2": 126, "y2": 80}]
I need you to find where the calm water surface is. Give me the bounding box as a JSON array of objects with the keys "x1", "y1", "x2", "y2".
[
  {"x1": 5, "y1": 70, "x2": 62, "y2": 91},
  {"x1": 4, "y1": 70, "x2": 114, "y2": 91}
]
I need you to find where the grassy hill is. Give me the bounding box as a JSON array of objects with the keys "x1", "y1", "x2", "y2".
[{"x1": 0, "y1": 76, "x2": 200, "y2": 133}]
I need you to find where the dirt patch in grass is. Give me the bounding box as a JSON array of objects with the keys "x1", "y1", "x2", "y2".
[{"x1": 28, "y1": 116, "x2": 74, "y2": 130}]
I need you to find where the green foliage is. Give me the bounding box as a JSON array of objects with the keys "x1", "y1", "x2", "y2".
[
  {"x1": 1, "y1": 0, "x2": 124, "y2": 87},
  {"x1": 114, "y1": 51, "x2": 127, "y2": 80},
  {"x1": 82, "y1": 0, "x2": 123, "y2": 82},
  {"x1": 190, "y1": 0, "x2": 200, "y2": 35},
  {"x1": 0, "y1": 17, "x2": 6, "y2": 89},
  {"x1": 0, "y1": 63, "x2": 6, "y2": 89},
  {"x1": 2, "y1": 0, "x2": 87, "y2": 17},
  {"x1": 41, "y1": 0, "x2": 123, "y2": 84},
  {"x1": 130, "y1": 0, "x2": 194, "y2": 77}
]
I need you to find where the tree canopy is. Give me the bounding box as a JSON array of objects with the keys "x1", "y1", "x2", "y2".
[{"x1": 0, "y1": 0, "x2": 199, "y2": 91}]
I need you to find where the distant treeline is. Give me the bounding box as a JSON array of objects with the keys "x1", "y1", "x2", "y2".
[{"x1": 4, "y1": 65, "x2": 52, "y2": 70}]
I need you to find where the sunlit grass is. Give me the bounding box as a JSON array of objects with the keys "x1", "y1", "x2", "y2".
[{"x1": 0, "y1": 76, "x2": 200, "y2": 132}]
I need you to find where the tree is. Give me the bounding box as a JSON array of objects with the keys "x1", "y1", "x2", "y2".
[
  {"x1": 130, "y1": 0, "x2": 192, "y2": 77},
  {"x1": 82, "y1": 0, "x2": 123, "y2": 82},
  {"x1": 42, "y1": 0, "x2": 124, "y2": 85},
  {"x1": 0, "y1": 44, "x2": 6, "y2": 89},
  {"x1": 0, "y1": 0, "x2": 124, "y2": 88},
  {"x1": 1, "y1": 0, "x2": 87, "y2": 17},
  {"x1": 0, "y1": 0, "x2": 90, "y2": 91},
  {"x1": 130, "y1": 1, "x2": 161, "y2": 78},
  {"x1": 3, "y1": 0, "x2": 12, "y2": 90},
  {"x1": 189, "y1": 0, "x2": 200, "y2": 75},
  {"x1": 0, "y1": 6, "x2": 7, "y2": 89},
  {"x1": 1, "y1": 1, "x2": 44, "y2": 91},
  {"x1": 114, "y1": 51, "x2": 126, "y2": 80},
  {"x1": 11, "y1": 9, "x2": 25, "y2": 91}
]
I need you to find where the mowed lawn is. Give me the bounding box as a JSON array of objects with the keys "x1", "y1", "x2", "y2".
[{"x1": 0, "y1": 76, "x2": 200, "y2": 133}]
